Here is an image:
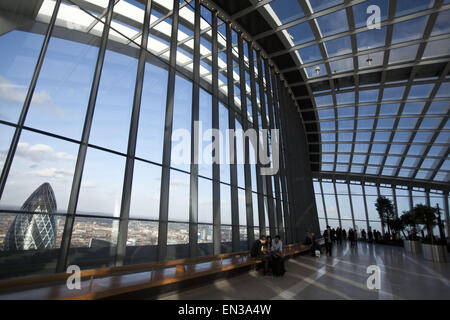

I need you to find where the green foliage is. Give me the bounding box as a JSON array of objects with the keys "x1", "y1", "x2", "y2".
[
  {"x1": 375, "y1": 196, "x2": 396, "y2": 233},
  {"x1": 400, "y1": 210, "x2": 418, "y2": 240},
  {"x1": 413, "y1": 204, "x2": 437, "y2": 244}
]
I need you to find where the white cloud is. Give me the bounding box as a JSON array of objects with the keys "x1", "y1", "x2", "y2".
[
  {"x1": 26, "y1": 167, "x2": 73, "y2": 178},
  {"x1": 15, "y1": 142, "x2": 75, "y2": 163},
  {"x1": 81, "y1": 181, "x2": 97, "y2": 188},
  {"x1": 53, "y1": 151, "x2": 75, "y2": 161},
  {"x1": 16, "y1": 142, "x2": 53, "y2": 162},
  {"x1": 0, "y1": 76, "x2": 64, "y2": 117}
]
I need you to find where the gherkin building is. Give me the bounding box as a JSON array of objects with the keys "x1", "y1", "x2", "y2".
[{"x1": 3, "y1": 183, "x2": 57, "y2": 251}]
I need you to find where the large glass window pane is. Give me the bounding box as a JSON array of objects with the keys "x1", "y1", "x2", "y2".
[
  {"x1": 317, "y1": 9, "x2": 348, "y2": 37},
  {"x1": 129, "y1": 160, "x2": 161, "y2": 220},
  {"x1": 77, "y1": 148, "x2": 125, "y2": 217},
  {"x1": 167, "y1": 222, "x2": 189, "y2": 259},
  {"x1": 268, "y1": 0, "x2": 305, "y2": 24},
  {"x1": 337, "y1": 195, "x2": 352, "y2": 220},
  {"x1": 25, "y1": 4, "x2": 101, "y2": 140},
  {"x1": 0, "y1": 26, "x2": 46, "y2": 123},
  {"x1": 356, "y1": 27, "x2": 387, "y2": 51},
  {"x1": 238, "y1": 189, "x2": 247, "y2": 227},
  {"x1": 125, "y1": 220, "x2": 158, "y2": 265},
  {"x1": 0, "y1": 130, "x2": 77, "y2": 213},
  {"x1": 198, "y1": 88, "x2": 212, "y2": 178},
  {"x1": 391, "y1": 16, "x2": 429, "y2": 44},
  {"x1": 171, "y1": 75, "x2": 192, "y2": 172},
  {"x1": 365, "y1": 194, "x2": 380, "y2": 221},
  {"x1": 286, "y1": 22, "x2": 315, "y2": 45},
  {"x1": 68, "y1": 216, "x2": 118, "y2": 269},
  {"x1": 323, "y1": 195, "x2": 339, "y2": 219},
  {"x1": 168, "y1": 169, "x2": 190, "y2": 222},
  {"x1": 351, "y1": 195, "x2": 367, "y2": 220},
  {"x1": 0, "y1": 212, "x2": 65, "y2": 278},
  {"x1": 221, "y1": 183, "x2": 232, "y2": 225},
  {"x1": 198, "y1": 177, "x2": 212, "y2": 223},
  {"x1": 219, "y1": 103, "x2": 230, "y2": 184},
  {"x1": 135, "y1": 62, "x2": 168, "y2": 164},
  {"x1": 89, "y1": 21, "x2": 140, "y2": 152}
]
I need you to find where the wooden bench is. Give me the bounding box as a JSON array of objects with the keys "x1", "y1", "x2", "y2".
[{"x1": 0, "y1": 242, "x2": 313, "y2": 300}]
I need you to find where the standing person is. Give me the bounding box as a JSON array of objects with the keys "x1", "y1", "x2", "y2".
[
  {"x1": 342, "y1": 228, "x2": 347, "y2": 241},
  {"x1": 368, "y1": 229, "x2": 373, "y2": 243},
  {"x1": 331, "y1": 228, "x2": 336, "y2": 243},
  {"x1": 348, "y1": 228, "x2": 355, "y2": 247},
  {"x1": 361, "y1": 229, "x2": 367, "y2": 241},
  {"x1": 323, "y1": 226, "x2": 333, "y2": 256},
  {"x1": 336, "y1": 227, "x2": 342, "y2": 245},
  {"x1": 250, "y1": 236, "x2": 271, "y2": 275}
]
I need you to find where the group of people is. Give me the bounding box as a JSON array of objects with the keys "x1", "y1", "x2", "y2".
[
  {"x1": 321, "y1": 226, "x2": 386, "y2": 256},
  {"x1": 250, "y1": 235, "x2": 285, "y2": 276}
]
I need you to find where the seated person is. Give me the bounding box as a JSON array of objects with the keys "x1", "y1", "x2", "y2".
[
  {"x1": 271, "y1": 235, "x2": 285, "y2": 276},
  {"x1": 250, "y1": 236, "x2": 271, "y2": 275}
]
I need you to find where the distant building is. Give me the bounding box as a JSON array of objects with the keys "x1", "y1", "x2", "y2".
[{"x1": 3, "y1": 183, "x2": 58, "y2": 251}]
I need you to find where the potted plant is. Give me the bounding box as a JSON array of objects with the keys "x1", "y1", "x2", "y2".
[
  {"x1": 414, "y1": 204, "x2": 448, "y2": 262},
  {"x1": 375, "y1": 196, "x2": 396, "y2": 239},
  {"x1": 388, "y1": 217, "x2": 405, "y2": 245},
  {"x1": 400, "y1": 210, "x2": 421, "y2": 255}
]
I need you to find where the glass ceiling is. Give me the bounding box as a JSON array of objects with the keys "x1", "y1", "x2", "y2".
[
  {"x1": 260, "y1": 0, "x2": 450, "y2": 187},
  {"x1": 36, "y1": 0, "x2": 267, "y2": 123},
  {"x1": 34, "y1": 0, "x2": 449, "y2": 188}
]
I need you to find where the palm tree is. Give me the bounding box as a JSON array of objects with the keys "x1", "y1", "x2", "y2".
[
  {"x1": 375, "y1": 196, "x2": 395, "y2": 236},
  {"x1": 414, "y1": 204, "x2": 438, "y2": 245},
  {"x1": 400, "y1": 210, "x2": 418, "y2": 240}
]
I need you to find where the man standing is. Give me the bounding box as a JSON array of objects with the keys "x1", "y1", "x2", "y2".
[{"x1": 323, "y1": 226, "x2": 333, "y2": 257}]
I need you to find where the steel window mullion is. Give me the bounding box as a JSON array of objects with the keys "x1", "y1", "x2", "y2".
[
  {"x1": 235, "y1": 29, "x2": 254, "y2": 248},
  {"x1": 188, "y1": 0, "x2": 201, "y2": 258},
  {"x1": 361, "y1": 185, "x2": 370, "y2": 232},
  {"x1": 247, "y1": 41, "x2": 266, "y2": 237},
  {"x1": 56, "y1": 0, "x2": 114, "y2": 272},
  {"x1": 444, "y1": 192, "x2": 450, "y2": 244},
  {"x1": 333, "y1": 182, "x2": 342, "y2": 229},
  {"x1": 319, "y1": 181, "x2": 329, "y2": 227},
  {"x1": 264, "y1": 59, "x2": 283, "y2": 237},
  {"x1": 277, "y1": 88, "x2": 293, "y2": 242},
  {"x1": 256, "y1": 51, "x2": 275, "y2": 235},
  {"x1": 115, "y1": 0, "x2": 153, "y2": 266},
  {"x1": 347, "y1": 183, "x2": 356, "y2": 231},
  {"x1": 225, "y1": 32, "x2": 240, "y2": 251},
  {"x1": 211, "y1": 11, "x2": 222, "y2": 255},
  {"x1": 157, "y1": 0, "x2": 180, "y2": 262},
  {"x1": 271, "y1": 69, "x2": 291, "y2": 243},
  {"x1": 392, "y1": 187, "x2": 399, "y2": 218}
]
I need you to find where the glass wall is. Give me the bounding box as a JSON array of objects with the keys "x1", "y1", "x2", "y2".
[
  {"x1": 313, "y1": 179, "x2": 449, "y2": 239},
  {"x1": 0, "y1": 0, "x2": 291, "y2": 279}
]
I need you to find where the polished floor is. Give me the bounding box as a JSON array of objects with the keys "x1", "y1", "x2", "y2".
[{"x1": 159, "y1": 242, "x2": 450, "y2": 300}]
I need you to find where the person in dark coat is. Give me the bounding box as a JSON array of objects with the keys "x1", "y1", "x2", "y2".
[
  {"x1": 348, "y1": 228, "x2": 355, "y2": 247},
  {"x1": 323, "y1": 226, "x2": 333, "y2": 256},
  {"x1": 342, "y1": 229, "x2": 347, "y2": 240},
  {"x1": 336, "y1": 227, "x2": 342, "y2": 245},
  {"x1": 361, "y1": 229, "x2": 367, "y2": 241},
  {"x1": 368, "y1": 229, "x2": 373, "y2": 243},
  {"x1": 251, "y1": 236, "x2": 271, "y2": 275}
]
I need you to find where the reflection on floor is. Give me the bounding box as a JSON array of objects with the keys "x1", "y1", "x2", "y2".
[{"x1": 159, "y1": 242, "x2": 450, "y2": 300}]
